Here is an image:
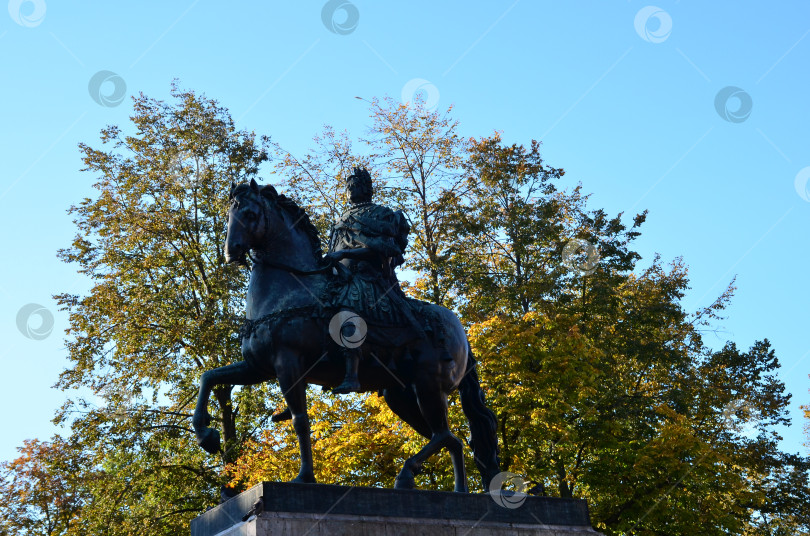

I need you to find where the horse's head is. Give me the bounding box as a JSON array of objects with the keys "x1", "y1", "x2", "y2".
[{"x1": 225, "y1": 179, "x2": 283, "y2": 264}]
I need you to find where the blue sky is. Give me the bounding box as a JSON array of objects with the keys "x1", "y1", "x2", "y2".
[{"x1": 0, "y1": 1, "x2": 808, "y2": 464}]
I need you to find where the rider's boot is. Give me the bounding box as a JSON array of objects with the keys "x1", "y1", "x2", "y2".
[{"x1": 333, "y1": 350, "x2": 361, "y2": 394}]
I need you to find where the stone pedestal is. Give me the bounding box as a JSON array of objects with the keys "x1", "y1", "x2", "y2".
[{"x1": 191, "y1": 482, "x2": 604, "y2": 536}]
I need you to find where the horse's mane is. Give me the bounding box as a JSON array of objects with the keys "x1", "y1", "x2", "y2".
[{"x1": 232, "y1": 183, "x2": 323, "y2": 260}]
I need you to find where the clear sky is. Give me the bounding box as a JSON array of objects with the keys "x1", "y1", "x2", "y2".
[{"x1": 1, "y1": 1, "x2": 808, "y2": 464}]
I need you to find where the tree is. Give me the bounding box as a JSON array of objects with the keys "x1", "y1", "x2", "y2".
[
  {"x1": 456, "y1": 136, "x2": 809, "y2": 534},
  {"x1": 6, "y1": 88, "x2": 807, "y2": 535},
  {"x1": 363, "y1": 95, "x2": 468, "y2": 306},
  {"x1": 48, "y1": 83, "x2": 277, "y2": 533},
  {"x1": 274, "y1": 95, "x2": 470, "y2": 307},
  {"x1": 271, "y1": 125, "x2": 371, "y2": 244},
  {"x1": 0, "y1": 437, "x2": 84, "y2": 535},
  {"x1": 227, "y1": 393, "x2": 420, "y2": 489},
  {"x1": 451, "y1": 132, "x2": 571, "y2": 320}
]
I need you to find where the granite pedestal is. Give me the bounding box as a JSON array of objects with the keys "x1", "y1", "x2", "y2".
[{"x1": 191, "y1": 482, "x2": 604, "y2": 535}]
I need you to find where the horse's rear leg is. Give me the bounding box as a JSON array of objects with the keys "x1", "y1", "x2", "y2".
[
  {"x1": 193, "y1": 360, "x2": 268, "y2": 454},
  {"x1": 394, "y1": 385, "x2": 468, "y2": 493},
  {"x1": 277, "y1": 355, "x2": 316, "y2": 484}
]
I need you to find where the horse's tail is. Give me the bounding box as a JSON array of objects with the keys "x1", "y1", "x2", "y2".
[{"x1": 459, "y1": 343, "x2": 501, "y2": 490}]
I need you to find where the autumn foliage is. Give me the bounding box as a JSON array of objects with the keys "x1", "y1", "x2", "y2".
[{"x1": 1, "y1": 88, "x2": 807, "y2": 535}]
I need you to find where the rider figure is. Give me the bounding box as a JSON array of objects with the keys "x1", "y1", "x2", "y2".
[{"x1": 326, "y1": 167, "x2": 411, "y2": 394}]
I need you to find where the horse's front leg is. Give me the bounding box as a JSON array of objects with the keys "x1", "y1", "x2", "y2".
[
  {"x1": 277, "y1": 350, "x2": 317, "y2": 484},
  {"x1": 193, "y1": 360, "x2": 263, "y2": 454}
]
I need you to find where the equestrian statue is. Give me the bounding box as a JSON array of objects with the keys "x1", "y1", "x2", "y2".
[{"x1": 192, "y1": 168, "x2": 500, "y2": 492}]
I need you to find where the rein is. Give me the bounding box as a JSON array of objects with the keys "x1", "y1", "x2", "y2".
[{"x1": 248, "y1": 253, "x2": 333, "y2": 276}]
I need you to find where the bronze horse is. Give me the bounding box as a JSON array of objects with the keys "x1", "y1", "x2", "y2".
[{"x1": 192, "y1": 179, "x2": 500, "y2": 492}]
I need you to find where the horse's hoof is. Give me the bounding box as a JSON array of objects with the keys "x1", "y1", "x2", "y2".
[
  {"x1": 394, "y1": 473, "x2": 415, "y2": 490},
  {"x1": 291, "y1": 474, "x2": 316, "y2": 484},
  {"x1": 221, "y1": 486, "x2": 239, "y2": 502},
  {"x1": 197, "y1": 427, "x2": 221, "y2": 454},
  {"x1": 192, "y1": 411, "x2": 213, "y2": 430}
]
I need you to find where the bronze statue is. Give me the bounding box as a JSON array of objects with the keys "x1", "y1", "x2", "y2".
[{"x1": 192, "y1": 175, "x2": 500, "y2": 492}]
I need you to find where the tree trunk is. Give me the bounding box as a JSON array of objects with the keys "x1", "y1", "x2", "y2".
[{"x1": 214, "y1": 385, "x2": 237, "y2": 464}]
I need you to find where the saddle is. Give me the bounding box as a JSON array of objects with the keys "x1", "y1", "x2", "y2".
[{"x1": 322, "y1": 259, "x2": 443, "y2": 350}]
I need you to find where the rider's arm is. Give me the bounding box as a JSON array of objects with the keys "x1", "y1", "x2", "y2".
[
  {"x1": 328, "y1": 247, "x2": 382, "y2": 261},
  {"x1": 329, "y1": 233, "x2": 400, "y2": 258}
]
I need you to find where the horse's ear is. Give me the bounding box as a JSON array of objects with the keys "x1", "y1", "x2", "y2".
[
  {"x1": 266, "y1": 184, "x2": 278, "y2": 199},
  {"x1": 229, "y1": 181, "x2": 237, "y2": 200},
  {"x1": 249, "y1": 178, "x2": 259, "y2": 193}
]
